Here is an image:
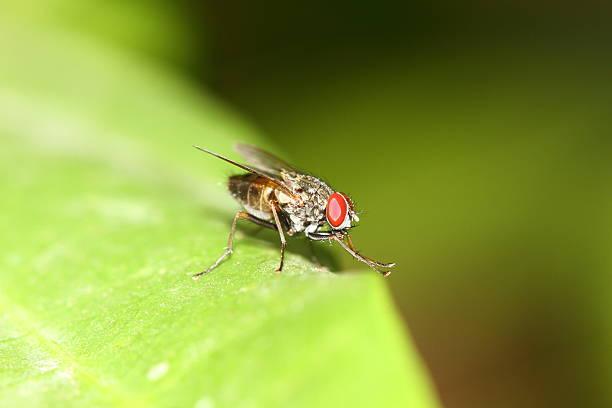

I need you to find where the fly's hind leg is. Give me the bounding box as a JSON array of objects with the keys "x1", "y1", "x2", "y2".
[{"x1": 193, "y1": 211, "x2": 276, "y2": 279}]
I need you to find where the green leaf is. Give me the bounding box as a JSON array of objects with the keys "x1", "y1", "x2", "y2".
[
  {"x1": 0, "y1": 0, "x2": 195, "y2": 63},
  {"x1": 0, "y1": 15, "x2": 439, "y2": 408}
]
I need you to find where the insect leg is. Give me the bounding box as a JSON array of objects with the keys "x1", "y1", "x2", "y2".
[
  {"x1": 345, "y1": 235, "x2": 394, "y2": 268},
  {"x1": 306, "y1": 231, "x2": 333, "y2": 241},
  {"x1": 242, "y1": 215, "x2": 278, "y2": 231},
  {"x1": 193, "y1": 211, "x2": 275, "y2": 279},
  {"x1": 307, "y1": 239, "x2": 323, "y2": 267},
  {"x1": 333, "y1": 235, "x2": 396, "y2": 276},
  {"x1": 269, "y1": 202, "x2": 287, "y2": 273}
]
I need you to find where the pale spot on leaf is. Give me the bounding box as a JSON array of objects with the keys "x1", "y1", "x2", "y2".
[
  {"x1": 36, "y1": 359, "x2": 59, "y2": 373},
  {"x1": 194, "y1": 396, "x2": 214, "y2": 408},
  {"x1": 146, "y1": 362, "x2": 169, "y2": 381}
]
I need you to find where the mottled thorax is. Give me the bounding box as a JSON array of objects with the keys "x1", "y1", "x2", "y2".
[{"x1": 275, "y1": 170, "x2": 333, "y2": 234}]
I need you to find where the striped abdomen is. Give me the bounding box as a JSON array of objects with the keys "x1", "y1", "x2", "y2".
[{"x1": 228, "y1": 174, "x2": 275, "y2": 221}]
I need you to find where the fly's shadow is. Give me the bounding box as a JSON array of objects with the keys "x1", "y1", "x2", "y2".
[{"x1": 199, "y1": 207, "x2": 342, "y2": 273}]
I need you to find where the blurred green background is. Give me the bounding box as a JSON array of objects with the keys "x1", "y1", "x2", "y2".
[
  {"x1": 2, "y1": 1, "x2": 611, "y2": 407},
  {"x1": 196, "y1": 2, "x2": 611, "y2": 407}
]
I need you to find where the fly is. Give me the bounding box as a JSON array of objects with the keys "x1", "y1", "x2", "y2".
[{"x1": 192, "y1": 144, "x2": 395, "y2": 278}]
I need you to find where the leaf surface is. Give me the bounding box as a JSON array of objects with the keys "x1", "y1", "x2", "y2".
[{"x1": 0, "y1": 15, "x2": 438, "y2": 408}]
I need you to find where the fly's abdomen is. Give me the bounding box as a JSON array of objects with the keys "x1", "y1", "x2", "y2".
[{"x1": 228, "y1": 174, "x2": 274, "y2": 220}]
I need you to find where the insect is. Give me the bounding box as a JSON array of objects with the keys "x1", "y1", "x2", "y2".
[{"x1": 192, "y1": 144, "x2": 395, "y2": 279}]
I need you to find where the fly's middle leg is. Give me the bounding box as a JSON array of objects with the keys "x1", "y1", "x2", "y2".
[
  {"x1": 269, "y1": 202, "x2": 287, "y2": 273},
  {"x1": 307, "y1": 239, "x2": 324, "y2": 268}
]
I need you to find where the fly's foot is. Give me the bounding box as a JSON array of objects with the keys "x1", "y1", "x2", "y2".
[{"x1": 192, "y1": 248, "x2": 233, "y2": 280}]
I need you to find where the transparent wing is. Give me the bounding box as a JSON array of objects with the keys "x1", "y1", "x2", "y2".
[
  {"x1": 234, "y1": 143, "x2": 297, "y2": 176},
  {"x1": 193, "y1": 145, "x2": 298, "y2": 199}
]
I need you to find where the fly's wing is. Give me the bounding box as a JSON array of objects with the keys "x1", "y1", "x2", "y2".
[
  {"x1": 193, "y1": 145, "x2": 299, "y2": 199},
  {"x1": 235, "y1": 143, "x2": 298, "y2": 177}
]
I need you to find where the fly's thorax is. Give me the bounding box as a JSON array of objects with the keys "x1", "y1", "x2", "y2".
[{"x1": 275, "y1": 171, "x2": 333, "y2": 233}]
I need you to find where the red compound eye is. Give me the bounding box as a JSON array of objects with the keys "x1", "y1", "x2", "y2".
[{"x1": 326, "y1": 192, "x2": 349, "y2": 228}]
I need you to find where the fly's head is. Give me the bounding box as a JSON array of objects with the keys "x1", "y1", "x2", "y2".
[{"x1": 325, "y1": 192, "x2": 359, "y2": 233}]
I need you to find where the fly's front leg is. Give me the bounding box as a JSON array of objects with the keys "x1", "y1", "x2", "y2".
[
  {"x1": 334, "y1": 234, "x2": 395, "y2": 276},
  {"x1": 269, "y1": 201, "x2": 287, "y2": 273},
  {"x1": 193, "y1": 211, "x2": 276, "y2": 279},
  {"x1": 345, "y1": 235, "x2": 395, "y2": 269}
]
